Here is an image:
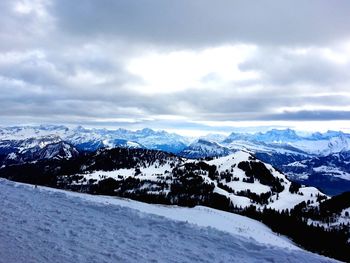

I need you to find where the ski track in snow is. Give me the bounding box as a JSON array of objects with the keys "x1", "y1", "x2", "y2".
[{"x1": 0, "y1": 179, "x2": 337, "y2": 263}]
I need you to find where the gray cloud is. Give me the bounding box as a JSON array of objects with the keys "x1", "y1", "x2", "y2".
[
  {"x1": 158, "y1": 90, "x2": 350, "y2": 121},
  {"x1": 239, "y1": 48, "x2": 350, "y2": 87},
  {"x1": 0, "y1": 0, "x2": 350, "y2": 131},
  {"x1": 261, "y1": 110, "x2": 350, "y2": 121},
  {"x1": 0, "y1": 1, "x2": 52, "y2": 52},
  {"x1": 51, "y1": 0, "x2": 350, "y2": 47}
]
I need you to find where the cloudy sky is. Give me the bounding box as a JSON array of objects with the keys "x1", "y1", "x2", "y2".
[{"x1": 1, "y1": 0, "x2": 350, "y2": 135}]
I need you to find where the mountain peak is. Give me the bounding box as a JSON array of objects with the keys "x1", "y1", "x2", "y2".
[
  {"x1": 137, "y1": 128, "x2": 157, "y2": 136},
  {"x1": 253, "y1": 129, "x2": 300, "y2": 142},
  {"x1": 180, "y1": 138, "x2": 231, "y2": 158}
]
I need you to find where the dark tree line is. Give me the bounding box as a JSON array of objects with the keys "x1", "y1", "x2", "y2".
[{"x1": 239, "y1": 205, "x2": 350, "y2": 262}]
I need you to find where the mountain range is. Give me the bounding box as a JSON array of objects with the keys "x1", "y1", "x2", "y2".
[{"x1": 1, "y1": 125, "x2": 350, "y2": 195}]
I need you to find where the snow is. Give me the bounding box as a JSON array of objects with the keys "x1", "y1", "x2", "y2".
[
  {"x1": 268, "y1": 186, "x2": 322, "y2": 211},
  {"x1": 0, "y1": 126, "x2": 68, "y2": 140},
  {"x1": 226, "y1": 180, "x2": 271, "y2": 194},
  {"x1": 334, "y1": 207, "x2": 350, "y2": 226},
  {"x1": 286, "y1": 172, "x2": 310, "y2": 180},
  {"x1": 308, "y1": 207, "x2": 350, "y2": 229},
  {"x1": 208, "y1": 151, "x2": 251, "y2": 172},
  {"x1": 222, "y1": 130, "x2": 350, "y2": 157},
  {"x1": 77, "y1": 169, "x2": 134, "y2": 183},
  {"x1": 289, "y1": 140, "x2": 332, "y2": 155},
  {"x1": 286, "y1": 161, "x2": 308, "y2": 168},
  {"x1": 283, "y1": 136, "x2": 350, "y2": 156},
  {"x1": 341, "y1": 207, "x2": 350, "y2": 217},
  {"x1": 214, "y1": 186, "x2": 252, "y2": 208},
  {"x1": 225, "y1": 140, "x2": 307, "y2": 156},
  {"x1": 207, "y1": 152, "x2": 315, "y2": 210},
  {"x1": 139, "y1": 162, "x2": 172, "y2": 180},
  {"x1": 199, "y1": 133, "x2": 227, "y2": 143},
  {"x1": 77, "y1": 161, "x2": 174, "y2": 184},
  {"x1": 206, "y1": 152, "x2": 285, "y2": 207},
  {"x1": 205, "y1": 156, "x2": 325, "y2": 211},
  {"x1": 7, "y1": 152, "x2": 17, "y2": 160},
  {"x1": 75, "y1": 150, "x2": 326, "y2": 212},
  {"x1": 0, "y1": 179, "x2": 337, "y2": 263},
  {"x1": 313, "y1": 166, "x2": 350, "y2": 181},
  {"x1": 126, "y1": 141, "x2": 142, "y2": 148}
]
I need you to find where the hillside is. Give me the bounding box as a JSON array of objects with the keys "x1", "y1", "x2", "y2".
[
  {"x1": 0, "y1": 148, "x2": 326, "y2": 211},
  {"x1": 0, "y1": 179, "x2": 337, "y2": 263}
]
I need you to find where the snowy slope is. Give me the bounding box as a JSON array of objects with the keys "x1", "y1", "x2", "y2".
[
  {"x1": 61, "y1": 149, "x2": 326, "y2": 212},
  {"x1": 0, "y1": 179, "x2": 337, "y2": 263},
  {"x1": 206, "y1": 151, "x2": 323, "y2": 210}
]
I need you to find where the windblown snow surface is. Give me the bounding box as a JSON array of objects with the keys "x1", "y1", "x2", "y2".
[{"x1": 0, "y1": 179, "x2": 337, "y2": 263}]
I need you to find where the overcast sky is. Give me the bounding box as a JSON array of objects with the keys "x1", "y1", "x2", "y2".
[{"x1": 1, "y1": 0, "x2": 350, "y2": 135}]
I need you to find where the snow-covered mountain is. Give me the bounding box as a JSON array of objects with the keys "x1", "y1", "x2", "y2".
[
  {"x1": 251, "y1": 128, "x2": 302, "y2": 143},
  {"x1": 222, "y1": 129, "x2": 350, "y2": 156},
  {"x1": 2, "y1": 125, "x2": 350, "y2": 156},
  {"x1": 0, "y1": 134, "x2": 80, "y2": 166},
  {"x1": 184, "y1": 129, "x2": 350, "y2": 177},
  {"x1": 119, "y1": 128, "x2": 189, "y2": 153},
  {"x1": 1, "y1": 141, "x2": 80, "y2": 165},
  {"x1": 0, "y1": 125, "x2": 188, "y2": 167},
  {"x1": 0, "y1": 125, "x2": 69, "y2": 140},
  {"x1": 0, "y1": 179, "x2": 336, "y2": 263},
  {"x1": 27, "y1": 141, "x2": 79, "y2": 161},
  {"x1": 0, "y1": 135, "x2": 62, "y2": 155},
  {"x1": 223, "y1": 129, "x2": 302, "y2": 145},
  {"x1": 0, "y1": 125, "x2": 188, "y2": 153},
  {"x1": 179, "y1": 139, "x2": 232, "y2": 158}
]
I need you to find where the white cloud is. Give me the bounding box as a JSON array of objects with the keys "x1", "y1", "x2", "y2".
[
  {"x1": 126, "y1": 45, "x2": 259, "y2": 94},
  {"x1": 13, "y1": 0, "x2": 48, "y2": 17}
]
